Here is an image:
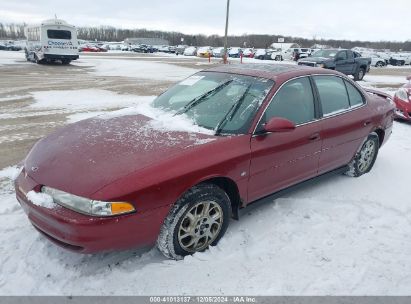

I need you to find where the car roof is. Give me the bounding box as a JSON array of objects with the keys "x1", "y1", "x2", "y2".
[{"x1": 204, "y1": 63, "x2": 338, "y2": 81}]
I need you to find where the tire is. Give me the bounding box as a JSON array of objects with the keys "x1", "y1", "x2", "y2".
[
  {"x1": 61, "y1": 59, "x2": 71, "y2": 65},
  {"x1": 34, "y1": 55, "x2": 43, "y2": 64},
  {"x1": 157, "y1": 183, "x2": 231, "y2": 260},
  {"x1": 354, "y1": 67, "x2": 365, "y2": 81},
  {"x1": 275, "y1": 55, "x2": 282, "y2": 61},
  {"x1": 375, "y1": 61, "x2": 385, "y2": 68},
  {"x1": 345, "y1": 133, "x2": 379, "y2": 177}
]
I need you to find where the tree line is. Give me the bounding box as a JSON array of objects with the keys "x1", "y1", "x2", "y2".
[{"x1": 1, "y1": 22, "x2": 410, "y2": 51}]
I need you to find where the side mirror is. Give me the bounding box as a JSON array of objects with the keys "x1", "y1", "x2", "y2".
[{"x1": 263, "y1": 117, "x2": 296, "y2": 133}]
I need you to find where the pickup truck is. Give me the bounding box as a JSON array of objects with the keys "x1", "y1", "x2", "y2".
[{"x1": 298, "y1": 49, "x2": 371, "y2": 81}]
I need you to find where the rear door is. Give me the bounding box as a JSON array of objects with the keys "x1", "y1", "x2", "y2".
[
  {"x1": 313, "y1": 75, "x2": 371, "y2": 174},
  {"x1": 248, "y1": 76, "x2": 322, "y2": 202}
]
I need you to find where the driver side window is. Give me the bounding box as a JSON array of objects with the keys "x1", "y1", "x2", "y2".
[
  {"x1": 337, "y1": 51, "x2": 347, "y2": 60},
  {"x1": 258, "y1": 77, "x2": 315, "y2": 129}
]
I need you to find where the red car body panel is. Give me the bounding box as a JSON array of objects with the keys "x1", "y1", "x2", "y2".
[
  {"x1": 15, "y1": 64, "x2": 395, "y2": 253},
  {"x1": 393, "y1": 81, "x2": 411, "y2": 121}
]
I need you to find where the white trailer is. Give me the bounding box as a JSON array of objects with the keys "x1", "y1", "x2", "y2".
[{"x1": 24, "y1": 19, "x2": 79, "y2": 64}]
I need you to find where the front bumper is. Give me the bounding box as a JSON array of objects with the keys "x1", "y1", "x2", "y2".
[{"x1": 14, "y1": 171, "x2": 170, "y2": 253}]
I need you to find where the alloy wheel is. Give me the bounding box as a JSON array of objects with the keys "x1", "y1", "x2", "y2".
[
  {"x1": 358, "y1": 140, "x2": 376, "y2": 173},
  {"x1": 177, "y1": 201, "x2": 223, "y2": 253}
]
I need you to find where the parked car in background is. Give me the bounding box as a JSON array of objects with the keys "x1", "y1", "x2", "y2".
[
  {"x1": 389, "y1": 53, "x2": 411, "y2": 66},
  {"x1": 175, "y1": 45, "x2": 188, "y2": 55},
  {"x1": 197, "y1": 46, "x2": 213, "y2": 58},
  {"x1": 121, "y1": 44, "x2": 130, "y2": 51},
  {"x1": 79, "y1": 44, "x2": 101, "y2": 52},
  {"x1": 270, "y1": 48, "x2": 290, "y2": 61},
  {"x1": 15, "y1": 64, "x2": 394, "y2": 259},
  {"x1": 131, "y1": 44, "x2": 155, "y2": 53},
  {"x1": 367, "y1": 54, "x2": 386, "y2": 67},
  {"x1": 212, "y1": 47, "x2": 225, "y2": 58},
  {"x1": 183, "y1": 46, "x2": 197, "y2": 56},
  {"x1": 228, "y1": 47, "x2": 242, "y2": 58},
  {"x1": 298, "y1": 48, "x2": 311, "y2": 59},
  {"x1": 158, "y1": 45, "x2": 175, "y2": 53},
  {"x1": 1, "y1": 42, "x2": 23, "y2": 51},
  {"x1": 376, "y1": 52, "x2": 390, "y2": 65},
  {"x1": 242, "y1": 48, "x2": 255, "y2": 58},
  {"x1": 393, "y1": 75, "x2": 411, "y2": 121},
  {"x1": 254, "y1": 48, "x2": 274, "y2": 60},
  {"x1": 298, "y1": 49, "x2": 371, "y2": 81}
]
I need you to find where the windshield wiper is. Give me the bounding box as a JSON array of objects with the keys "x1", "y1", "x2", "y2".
[
  {"x1": 214, "y1": 84, "x2": 252, "y2": 135},
  {"x1": 174, "y1": 79, "x2": 233, "y2": 116}
]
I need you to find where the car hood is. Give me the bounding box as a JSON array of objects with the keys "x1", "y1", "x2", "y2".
[{"x1": 24, "y1": 114, "x2": 217, "y2": 198}]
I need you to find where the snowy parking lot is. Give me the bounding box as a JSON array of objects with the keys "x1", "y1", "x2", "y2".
[{"x1": 0, "y1": 50, "x2": 411, "y2": 295}]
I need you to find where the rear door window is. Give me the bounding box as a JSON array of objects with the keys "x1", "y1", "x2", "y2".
[
  {"x1": 47, "y1": 30, "x2": 71, "y2": 40},
  {"x1": 345, "y1": 81, "x2": 365, "y2": 107},
  {"x1": 313, "y1": 76, "x2": 350, "y2": 116}
]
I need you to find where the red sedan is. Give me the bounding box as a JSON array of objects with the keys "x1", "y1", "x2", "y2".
[
  {"x1": 14, "y1": 64, "x2": 395, "y2": 259},
  {"x1": 393, "y1": 75, "x2": 411, "y2": 121}
]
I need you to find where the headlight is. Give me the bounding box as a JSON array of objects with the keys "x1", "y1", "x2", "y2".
[
  {"x1": 317, "y1": 63, "x2": 325, "y2": 68},
  {"x1": 395, "y1": 88, "x2": 409, "y2": 102},
  {"x1": 41, "y1": 186, "x2": 135, "y2": 216}
]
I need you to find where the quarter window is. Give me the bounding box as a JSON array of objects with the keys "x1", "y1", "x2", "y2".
[
  {"x1": 345, "y1": 81, "x2": 365, "y2": 107},
  {"x1": 260, "y1": 77, "x2": 315, "y2": 126},
  {"x1": 314, "y1": 76, "x2": 350, "y2": 116}
]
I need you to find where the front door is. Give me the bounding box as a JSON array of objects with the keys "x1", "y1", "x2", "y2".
[{"x1": 248, "y1": 76, "x2": 322, "y2": 202}]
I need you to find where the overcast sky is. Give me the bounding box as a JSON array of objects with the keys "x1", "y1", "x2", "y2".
[{"x1": 0, "y1": 0, "x2": 409, "y2": 42}]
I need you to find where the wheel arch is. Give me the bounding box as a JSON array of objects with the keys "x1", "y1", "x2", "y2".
[
  {"x1": 374, "y1": 128, "x2": 385, "y2": 147},
  {"x1": 201, "y1": 176, "x2": 242, "y2": 220},
  {"x1": 175, "y1": 175, "x2": 243, "y2": 221}
]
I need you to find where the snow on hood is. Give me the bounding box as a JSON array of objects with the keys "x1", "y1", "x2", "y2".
[{"x1": 97, "y1": 99, "x2": 215, "y2": 136}]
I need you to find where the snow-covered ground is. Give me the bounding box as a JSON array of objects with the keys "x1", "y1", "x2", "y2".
[{"x1": 0, "y1": 50, "x2": 411, "y2": 295}]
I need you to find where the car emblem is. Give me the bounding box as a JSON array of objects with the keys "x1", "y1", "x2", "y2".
[{"x1": 31, "y1": 166, "x2": 39, "y2": 172}]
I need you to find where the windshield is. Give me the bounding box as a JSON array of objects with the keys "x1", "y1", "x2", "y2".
[
  {"x1": 312, "y1": 50, "x2": 337, "y2": 58},
  {"x1": 152, "y1": 72, "x2": 274, "y2": 134}
]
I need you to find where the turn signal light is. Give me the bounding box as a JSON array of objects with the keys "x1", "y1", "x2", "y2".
[{"x1": 111, "y1": 202, "x2": 135, "y2": 215}]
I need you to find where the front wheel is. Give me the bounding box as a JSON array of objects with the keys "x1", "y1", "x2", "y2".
[
  {"x1": 157, "y1": 183, "x2": 231, "y2": 260},
  {"x1": 345, "y1": 133, "x2": 379, "y2": 177}
]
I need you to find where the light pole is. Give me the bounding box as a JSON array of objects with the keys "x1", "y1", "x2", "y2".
[{"x1": 223, "y1": 0, "x2": 230, "y2": 64}]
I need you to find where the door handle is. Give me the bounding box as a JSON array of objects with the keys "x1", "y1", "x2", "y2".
[
  {"x1": 308, "y1": 133, "x2": 320, "y2": 141},
  {"x1": 363, "y1": 120, "x2": 372, "y2": 127}
]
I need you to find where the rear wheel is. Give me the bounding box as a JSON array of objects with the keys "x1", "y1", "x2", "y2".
[
  {"x1": 275, "y1": 55, "x2": 283, "y2": 61},
  {"x1": 354, "y1": 67, "x2": 365, "y2": 81},
  {"x1": 157, "y1": 183, "x2": 231, "y2": 260},
  {"x1": 345, "y1": 133, "x2": 379, "y2": 177},
  {"x1": 375, "y1": 61, "x2": 385, "y2": 67},
  {"x1": 34, "y1": 55, "x2": 43, "y2": 64},
  {"x1": 61, "y1": 59, "x2": 71, "y2": 65}
]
